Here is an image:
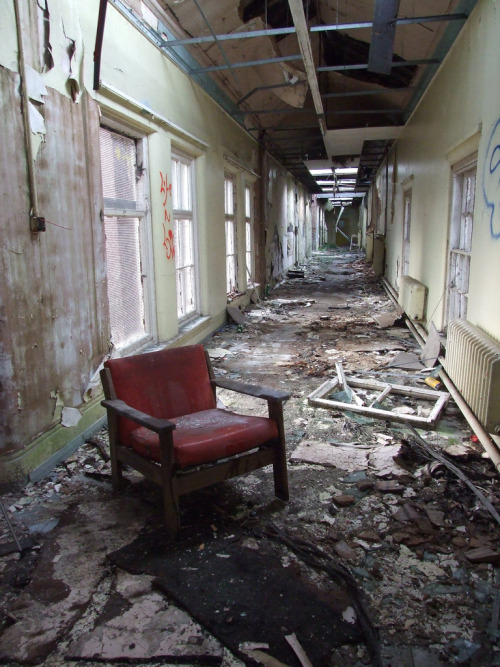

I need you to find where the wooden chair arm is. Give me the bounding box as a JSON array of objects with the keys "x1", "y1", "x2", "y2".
[
  {"x1": 101, "y1": 399, "x2": 176, "y2": 434},
  {"x1": 211, "y1": 378, "x2": 290, "y2": 403}
]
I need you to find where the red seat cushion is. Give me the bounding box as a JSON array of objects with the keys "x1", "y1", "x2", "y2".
[
  {"x1": 128, "y1": 408, "x2": 279, "y2": 468},
  {"x1": 104, "y1": 345, "x2": 216, "y2": 445}
]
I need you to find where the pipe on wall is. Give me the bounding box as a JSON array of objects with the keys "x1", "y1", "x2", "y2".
[
  {"x1": 438, "y1": 363, "x2": 500, "y2": 474},
  {"x1": 13, "y1": 0, "x2": 43, "y2": 232}
]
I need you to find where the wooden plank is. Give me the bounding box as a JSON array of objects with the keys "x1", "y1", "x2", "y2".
[
  {"x1": 307, "y1": 378, "x2": 339, "y2": 402},
  {"x1": 346, "y1": 376, "x2": 448, "y2": 400},
  {"x1": 176, "y1": 448, "x2": 276, "y2": 495},
  {"x1": 117, "y1": 445, "x2": 163, "y2": 485},
  {"x1": 368, "y1": 384, "x2": 392, "y2": 407},
  {"x1": 309, "y1": 395, "x2": 435, "y2": 426},
  {"x1": 335, "y1": 362, "x2": 364, "y2": 406}
]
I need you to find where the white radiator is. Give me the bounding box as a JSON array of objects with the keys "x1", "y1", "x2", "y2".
[
  {"x1": 444, "y1": 319, "x2": 500, "y2": 434},
  {"x1": 398, "y1": 275, "x2": 427, "y2": 321}
]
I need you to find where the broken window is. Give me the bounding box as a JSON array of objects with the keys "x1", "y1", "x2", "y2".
[
  {"x1": 225, "y1": 174, "x2": 237, "y2": 294},
  {"x1": 172, "y1": 153, "x2": 198, "y2": 321},
  {"x1": 447, "y1": 156, "x2": 477, "y2": 324},
  {"x1": 245, "y1": 185, "x2": 254, "y2": 285},
  {"x1": 99, "y1": 125, "x2": 154, "y2": 351}
]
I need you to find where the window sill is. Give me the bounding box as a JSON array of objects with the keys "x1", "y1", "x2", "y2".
[{"x1": 145, "y1": 315, "x2": 213, "y2": 353}]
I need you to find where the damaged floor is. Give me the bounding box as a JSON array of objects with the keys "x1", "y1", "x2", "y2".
[{"x1": 1, "y1": 247, "x2": 500, "y2": 666}]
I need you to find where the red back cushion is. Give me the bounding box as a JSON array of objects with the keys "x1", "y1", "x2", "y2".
[{"x1": 104, "y1": 345, "x2": 216, "y2": 444}]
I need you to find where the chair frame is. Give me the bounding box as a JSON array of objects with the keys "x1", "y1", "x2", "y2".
[{"x1": 100, "y1": 351, "x2": 289, "y2": 540}]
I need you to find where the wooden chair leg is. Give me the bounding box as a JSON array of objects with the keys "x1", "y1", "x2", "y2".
[
  {"x1": 268, "y1": 402, "x2": 289, "y2": 501},
  {"x1": 159, "y1": 431, "x2": 180, "y2": 540},
  {"x1": 107, "y1": 411, "x2": 124, "y2": 490}
]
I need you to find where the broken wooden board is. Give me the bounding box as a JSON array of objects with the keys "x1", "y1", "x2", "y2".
[{"x1": 308, "y1": 377, "x2": 449, "y2": 429}]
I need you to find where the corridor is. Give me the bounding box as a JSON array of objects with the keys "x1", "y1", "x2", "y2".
[{"x1": 0, "y1": 248, "x2": 498, "y2": 666}]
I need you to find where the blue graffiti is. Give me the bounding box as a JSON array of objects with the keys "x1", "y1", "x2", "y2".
[{"x1": 483, "y1": 117, "x2": 500, "y2": 239}]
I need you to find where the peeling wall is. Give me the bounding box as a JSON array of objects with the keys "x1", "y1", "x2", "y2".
[
  {"x1": 261, "y1": 154, "x2": 312, "y2": 287},
  {"x1": 367, "y1": 0, "x2": 500, "y2": 340},
  {"x1": 0, "y1": 63, "x2": 108, "y2": 465}
]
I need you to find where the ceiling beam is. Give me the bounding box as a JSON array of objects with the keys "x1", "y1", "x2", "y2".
[
  {"x1": 237, "y1": 80, "x2": 307, "y2": 106},
  {"x1": 311, "y1": 14, "x2": 468, "y2": 32},
  {"x1": 159, "y1": 15, "x2": 469, "y2": 48},
  {"x1": 318, "y1": 59, "x2": 440, "y2": 72},
  {"x1": 192, "y1": 54, "x2": 302, "y2": 73},
  {"x1": 238, "y1": 107, "x2": 403, "y2": 115},
  {"x1": 287, "y1": 0, "x2": 327, "y2": 137},
  {"x1": 368, "y1": 0, "x2": 400, "y2": 75},
  {"x1": 191, "y1": 0, "x2": 237, "y2": 82},
  {"x1": 322, "y1": 86, "x2": 414, "y2": 99}
]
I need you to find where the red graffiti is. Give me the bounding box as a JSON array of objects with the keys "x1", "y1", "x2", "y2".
[
  {"x1": 160, "y1": 171, "x2": 172, "y2": 206},
  {"x1": 160, "y1": 171, "x2": 174, "y2": 259},
  {"x1": 163, "y1": 223, "x2": 175, "y2": 260}
]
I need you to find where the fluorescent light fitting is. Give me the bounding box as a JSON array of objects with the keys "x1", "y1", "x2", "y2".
[{"x1": 335, "y1": 167, "x2": 358, "y2": 175}]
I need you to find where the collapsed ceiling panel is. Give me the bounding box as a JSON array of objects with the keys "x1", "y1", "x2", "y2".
[{"x1": 128, "y1": 0, "x2": 477, "y2": 194}]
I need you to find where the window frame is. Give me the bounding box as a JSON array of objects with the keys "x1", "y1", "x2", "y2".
[
  {"x1": 225, "y1": 173, "x2": 238, "y2": 294},
  {"x1": 99, "y1": 122, "x2": 157, "y2": 355},
  {"x1": 401, "y1": 178, "x2": 413, "y2": 278},
  {"x1": 445, "y1": 153, "x2": 477, "y2": 325},
  {"x1": 245, "y1": 184, "x2": 254, "y2": 286},
  {"x1": 172, "y1": 150, "x2": 199, "y2": 323}
]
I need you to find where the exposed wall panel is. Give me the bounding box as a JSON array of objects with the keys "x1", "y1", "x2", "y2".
[{"x1": 0, "y1": 73, "x2": 109, "y2": 455}]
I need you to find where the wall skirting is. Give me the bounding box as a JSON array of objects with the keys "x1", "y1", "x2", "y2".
[{"x1": 0, "y1": 398, "x2": 106, "y2": 487}]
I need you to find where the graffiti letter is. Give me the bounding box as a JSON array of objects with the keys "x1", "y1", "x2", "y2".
[{"x1": 483, "y1": 118, "x2": 500, "y2": 240}]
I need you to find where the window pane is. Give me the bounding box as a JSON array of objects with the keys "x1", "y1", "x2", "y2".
[
  {"x1": 100, "y1": 128, "x2": 137, "y2": 209},
  {"x1": 245, "y1": 186, "x2": 251, "y2": 218},
  {"x1": 181, "y1": 162, "x2": 190, "y2": 210},
  {"x1": 225, "y1": 177, "x2": 234, "y2": 215},
  {"x1": 172, "y1": 155, "x2": 197, "y2": 320},
  {"x1": 104, "y1": 216, "x2": 145, "y2": 348},
  {"x1": 172, "y1": 160, "x2": 180, "y2": 209}
]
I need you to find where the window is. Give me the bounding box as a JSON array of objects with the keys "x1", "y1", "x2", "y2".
[
  {"x1": 446, "y1": 157, "x2": 477, "y2": 323},
  {"x1": 99, "y1": 126, "x2": 154, "y2": 351},
  {"x1": 245, "y1": 185, "x2": 254, "y2": 285},
  {"x1": 402, "y1": 188, "x2": 412, "y2": 277},
  {"x1": 225, "y1": 175, "x2": 237, "y2": 294},
  {"x1": 172, "y1": 154, "x2": 198, "y2": 321}
]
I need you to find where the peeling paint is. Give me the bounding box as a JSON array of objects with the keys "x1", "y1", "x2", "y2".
[
  {"x1": 25, "y1": 65, "x2": 47, "y2": 103},
  {"x1": 61, "y1": 407, "x2": 83, "y2": 428},
  {"x1": 50, "y1": 390, "x2": 64, "y2": 422},
  {"x1": 28, "y1": 101, "x2": 46, "y2": 135}
]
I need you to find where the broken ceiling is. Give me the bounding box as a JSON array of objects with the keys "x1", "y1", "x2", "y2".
[{"x1": 111, "y1": 0, "x2": 479, "y2": 196}]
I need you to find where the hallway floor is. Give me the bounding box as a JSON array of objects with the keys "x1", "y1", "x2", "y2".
[{"x1": 1, "y1": 248, "x2": 499, "y2": 666}]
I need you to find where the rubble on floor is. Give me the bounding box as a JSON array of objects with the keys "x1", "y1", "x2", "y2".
[{"x1": 1, "y1": 248, "x2": 500, "y2": 666}]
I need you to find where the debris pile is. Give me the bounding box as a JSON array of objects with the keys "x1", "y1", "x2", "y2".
[{"x1": 0, "y1": 248, "x2": 499, "y2": 666}]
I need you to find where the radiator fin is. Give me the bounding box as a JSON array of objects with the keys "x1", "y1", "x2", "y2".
[{"x1": 444, "y1": 319, "x2": 500, "y2": 433}]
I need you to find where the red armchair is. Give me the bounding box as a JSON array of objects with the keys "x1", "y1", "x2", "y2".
[{"x1": 100, "y1": 344, "x2": 289, "y2": 539}]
